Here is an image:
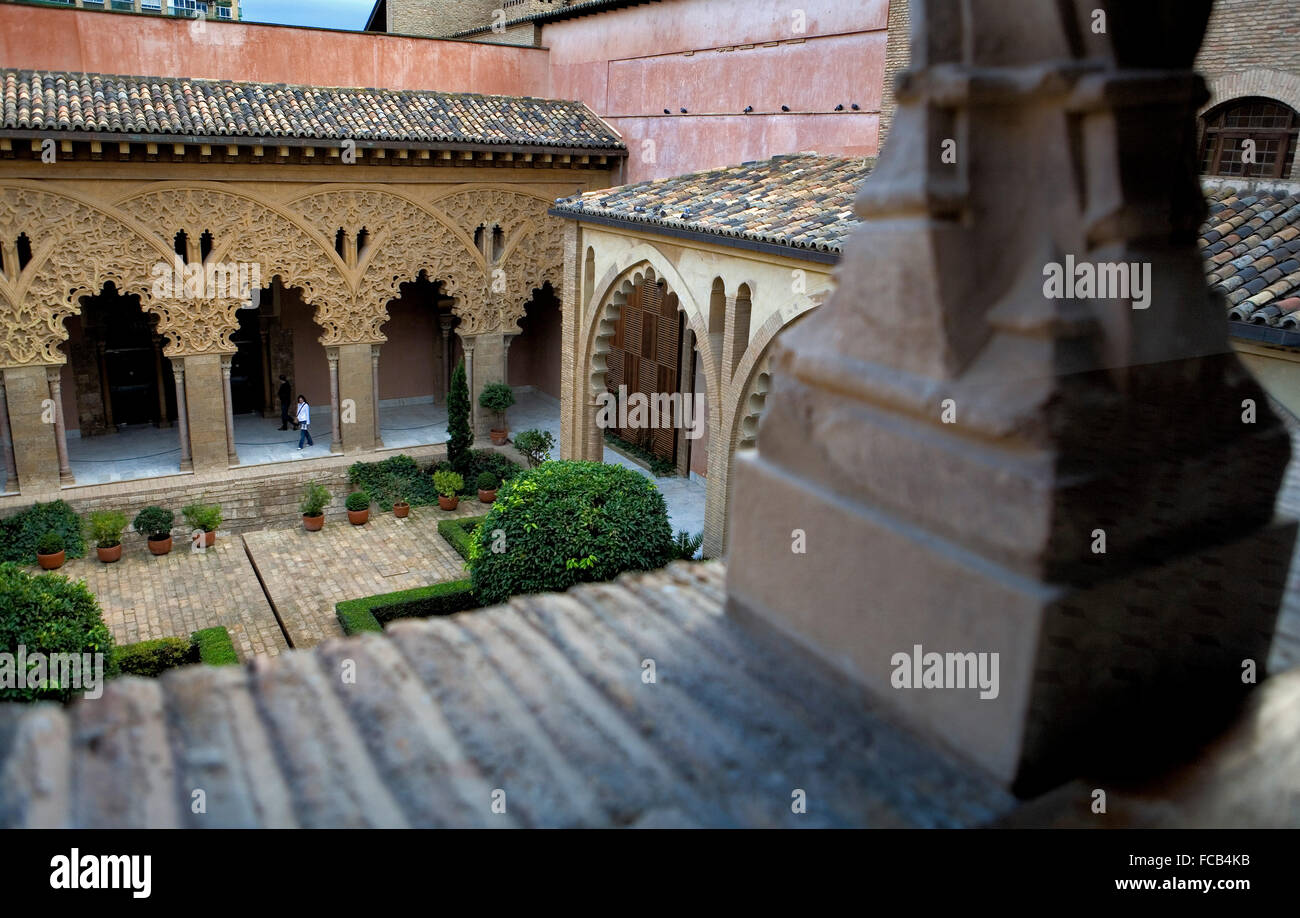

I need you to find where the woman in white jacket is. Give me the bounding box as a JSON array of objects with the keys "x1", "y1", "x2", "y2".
[{"x1": 295, "y1": 395, "x2": 313, "y2": 450}]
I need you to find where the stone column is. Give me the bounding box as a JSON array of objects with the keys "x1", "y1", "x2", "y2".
[
  {"x1": 153, "y1": 334, "x2": 171, "y2": 428},
  {"x1": 461, "y1": 336, "x2": 476, "y2": 438},
  {"x1": 97, "y1": 340, "x2": 114, "y2": 431},
  {"x1": 172, "y1": 362, "x2": 193, "y2": 471},
  {"x1": 326, "y1": 347, "x2": 342, "y2": 454},
  {"x1": 45, "y1": 368, "x2": 73, "y2": 485},
  {"x1": 0, "y1": 374, "x2": 19, "y2": 493},
  {"x1": 179, "y1": 355, "x2": 229, "y2": 473},
  {"x1": 725, "y1": 0, "x2": 1294, "y2": 795},
  {"x1": 438, "y1": 314, "x2": 457, "y2": 401},
  {"x1": 259, "y1": 325, "x2": 274, "y2": 418},
  {"x1": 331, "y1": 342, "x2": 380, "y2": 454},
  {"x1": 220, "y1": 355, "x2": 239, "y2": 464},
  {"x1": 461, "y1": 332, "x2": 506, "y2": 440},
  {"x1": 560, "y1": 220, "x2": 581, "y2": 460},
  {"x1": 370, "y1": 344, "x2": 384, "y2": 448},
  {"x1": 2, "y1": 367, "x2": 59, "y2": 493}
]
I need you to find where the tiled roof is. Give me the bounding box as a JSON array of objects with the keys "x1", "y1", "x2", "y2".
[
  {"x1": 0, "y1": 69, "x2": 624, "y2": 151},
  {"x1": 0, "y1": 563, "x2": 1016, "y2": 828},
  {"x1": 552, "y1": 152, "x2": 874, "y2": 257},
  {"x1": 1201, "y1": 187, "x2": 1300, "y2": 328}
]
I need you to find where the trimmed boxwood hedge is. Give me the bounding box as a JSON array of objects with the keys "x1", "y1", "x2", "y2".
[
  {"x1": 192, "y1": 626, "x2": 239, "y2": 665},
  {"x1": 467, "y1": 460, "x2": 674, "y2": 606},
  {"x1": 112, "y1": 626, "x2": 239, "y2": 677},
  {"x1": 0, "y1": 562, "x2": 117, "y2": 702},
  {"x1": 437, "y1": 515, "x2": 486, "y2": 562},
  {"x1": 348, "y1": 454, "x2": 437, "y2": 511},
  {"x1": 113, "y1": 637, "x2": 195, "y2": 677},
  {"x1": 336, "y1": 579, "x2": 478, "y2": 635},
  {"x1": 0, "y1": 500, "x2": 87, "y2": 563}
]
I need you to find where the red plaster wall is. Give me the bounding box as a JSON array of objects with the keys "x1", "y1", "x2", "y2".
[
  {"x1": 280, "y1": 288, "x2": 329, "y2": 409},
  {"x1": 544, "y1": 0, "x2": 889, "y2": 181},
  {"x1": 378, "y1": 295, "x2": 439, "y2": 402},
  {"x1": 508, "y1": 288, "x2": 562, "y2": 399},
  {"x1": 0, "y1": 5, "x2": 549, "y2": 94}
]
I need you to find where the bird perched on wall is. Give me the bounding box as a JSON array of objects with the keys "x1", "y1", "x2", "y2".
[
  {"x1": 680, "y1": 108, "x2": 688, "y2": 113},
  {"x1": 743, "y1": 105, "x2": 753, "y2": 113},
  {"x1": 781, "y1": 105, "x2": 790, "y2": 112},
  {"x1": 835, "y1": 104, "x2": 844, "y2": 111}
]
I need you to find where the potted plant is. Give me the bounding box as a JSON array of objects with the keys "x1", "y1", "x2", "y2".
[
  {"x1": 134, "y1": 506, "x2": 175, "y2": 556},
  {"x1": 86, "y1": 509, "x2": 128, "y2": 563},
  {"x1": 300, "y1": 481, "x2": 331, "y2": 531},
  {"x1": 433, "y1": 469, "x2": 464, "y2": 511},
  {"x1": 36, "y1": 531, "x2": 66, "y2": 570},
  {"x1": 476, "y1": 471, "x2": 500, "y2": 504},
  {"x1": 513, "y1": 428, "x2": 555, "y2": 469},
  {"x1": 182, "y1": 502, "x2": 222, "y2": 548},
  {"x1": 346, "y1": 491, "x2": 371, "y2": 526},
  {"x1": 478, "y1": 382, "x2": 516, "y2": 446},
  {"x1": 390, "y1": 473, "x2": 410, "y2": 519}
]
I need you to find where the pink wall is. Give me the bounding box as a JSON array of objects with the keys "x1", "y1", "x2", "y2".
[
  {"x1": 378, "y1": 294, "x2": 439, "y2": 402},
  {"x1": 0, "y1": 5, "x2": 549, "y2": 94},
  {"x1": 544, "y1": 0, "x2": 889, "y2": 181},
  {"x1": 280, "y1": 288, "x2": 329, "y2": 409},
  {"x1": 508, "y1": 288, "x2": 562, "y2": 399}
]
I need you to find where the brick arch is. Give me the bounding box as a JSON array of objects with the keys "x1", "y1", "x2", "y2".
[{"x1": 1202, "y1": 70, "x2": 1300, "y2": 181}]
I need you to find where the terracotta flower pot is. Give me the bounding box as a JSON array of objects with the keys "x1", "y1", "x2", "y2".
[
  {"x1": 438, "y1": 495, "x2": 460, "y2": 511},
  {"x1": 198, "y1": 530, "x2": 216, "y2": 548},
  {"x1": 478, "y1": 489, "x2": 497, "y2": 504},
  {"x1": 348, "y1": 509, "x2": 370, "y2": 526},
  {"x1": 303, "y1": 513, "x2": 325, "y2": 532},
  {"x1": 489, "y1": 428, "x2": 508, "y2": 445},
  {"x1": 148, "y1": 535, "x2": 172, "y2": 556},
  {"x1": 97, "y1": 544, "x2": 123, "y2": 564},
  {"x1": 37, "y1": 550, "x2": 65, "y2": 570},
  {"x1": 393, "y1": 502, "x2": 410, "y2": 519}
]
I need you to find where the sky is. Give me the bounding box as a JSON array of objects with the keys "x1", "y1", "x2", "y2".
[{"x1": 238, "y1": 0, "x2": 377, "y2": 31}]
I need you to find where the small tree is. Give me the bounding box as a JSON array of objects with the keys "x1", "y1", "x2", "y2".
[
  {"x1": 478, "y1": 382, "x2": 515, "y2": 432},
  {"x1": 513, "y1": 429, "x2": 554, "y2": 468},
  {"x1": 447, "y1": 358, "x2": 472, "y2": 467}
]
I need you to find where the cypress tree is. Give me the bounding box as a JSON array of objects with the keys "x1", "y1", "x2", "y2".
[{"x1": 447, "y1": 357, "x2": 472, "y2": 466}]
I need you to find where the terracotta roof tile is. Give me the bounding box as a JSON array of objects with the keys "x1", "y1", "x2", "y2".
[
  {"x1": 0, "y1": 68, "x2": 624, "y2": 151},
  {"x1": 553, "y1": 152, "x2": 874, "y2": 256},
  {"x1": 1203, "y1": 187, "x2": 1300, "y2": 327}
]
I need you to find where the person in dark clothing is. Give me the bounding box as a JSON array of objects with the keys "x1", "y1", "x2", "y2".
[{"x1": 278, "y1": 375, "x2": 293, "y2": 430}]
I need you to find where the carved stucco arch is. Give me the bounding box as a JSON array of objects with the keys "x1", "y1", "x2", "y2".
[
  {"x1": 0, "y1": 182, "x2": 175, "y2": 366},
  {"x1": 724, "y1": 299, "x2": 820, "y2": 458},
  {"x1": 116, "y1": 183, "x2": 353, "y2": 350},
  {"x1": 583, "y1": 255, "x2": 721, "y2": 427}
]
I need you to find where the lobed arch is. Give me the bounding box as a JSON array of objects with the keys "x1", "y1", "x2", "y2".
[{"x1": 583, "y1": 254, "x2": 721, "y2": 426}]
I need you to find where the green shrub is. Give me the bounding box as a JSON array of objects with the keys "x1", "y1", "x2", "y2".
[
  {"x1": 133, "y1": 505, "x2": 174, "y2": 540},
  {"x1": 672, "y1": 529, "x2": 704, "y2": 560},
  {"x1": 0, "y1": 562, "x2": 118, "y2": 702},
  {"x1": 513, "y1": 429, "x2": 554, "y2": 468},
  {"x1": 433, "y1": 469, "x2": 463, "y2": 498},
  {"x1": 0, "y1": 500, "x2": 86, "y2": 563},
  {"x1": 467, "y1": 460, "x2": 674, "y2": 605},
  {"x1": 337, "y1": 605, "x2": 383, "y2": 635},
  {"x1": 336, "y1": 579, "x2": 479, "y2": 629},
  {"x1": 36, "y1": 531, "x2": 65, "y2": 555},
  {"x1": 181, "y1": 502, "x2": 222, "y2": 533},
  {"x1": 447, "y1": 358, "x2": 472, "y2": 466},
  {"x1": 478, "y1": 382, "x2": 515, "y2": 429},
  {"x1": 85, "y1": 509, "x2": 128, "y2": 548},
  {"x1": 346, "y1": 491, "x2": 371, "y2": 512},
  {"x1": 439, "y1": 449, "x2": 523, "y2": 493},
  {"x1": 475, "y1": 471, "x2": 499, "y2": 491},
  {"x1": 112, "y1": 636, "x2": 196, "y2": 678},
  {"x1": 191, "y1": 626, "x2": 239, "y2": 665},
  {"x1": 300, "y1": 481, "x2": 331, "y2": 517},
  {"x1": 438, "y1": 515, "x2": 485, "y2": 562},
  {"x1": 348, "y1": 454, "x2": 437, "y2": 510}
]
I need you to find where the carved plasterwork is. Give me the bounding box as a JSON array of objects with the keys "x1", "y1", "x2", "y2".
[{"x1": 0, "y1": 181, "x2": 569, "y2": 367}]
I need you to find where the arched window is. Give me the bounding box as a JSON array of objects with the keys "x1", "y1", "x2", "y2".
[{"x1": 1200, "y1": 97, "x2": 1299, "y2": 179}]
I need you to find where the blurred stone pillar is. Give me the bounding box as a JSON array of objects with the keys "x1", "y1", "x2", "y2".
[
  {"x1": 326, "y1": 347, "x2": 342, "y2": 454},
  {"x1": 172, "y1": 362, "x2": 192, "y2": 471},
  {"x1": 220, "y1": 355, "x2": 238, "y2": 464},
  {"x1": 725, "y1": 0, "x2": 1295, "y2": 795}
]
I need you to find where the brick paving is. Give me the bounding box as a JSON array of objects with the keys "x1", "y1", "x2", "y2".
[
  {"x1": 52, "y1": 535, "x2": 288, "y2": 661},
  {"x1": 242, "y1": 501, "x2": 489, "y2": 649}
]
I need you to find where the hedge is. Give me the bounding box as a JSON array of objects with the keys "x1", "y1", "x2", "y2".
[
  {"x1": 347, "y1": 454, "x2": 437, "y2": 511},
  {"x1": 437, "y1": 515, "x2": 486, "y2": 562},
  {"x1": 112, "y1": 626, "x2": 239, "y2": 677},
  {"x1": 113, "y1": 637, "x2": 195, "y2": 677},
  {"x1": 0, "y1": 562, "x2": 117, "y2": 702},
  {"x1": 336, "y1": 579, "x2": 478, "y2": 634},
  {"x1": 192, "y1": 626, "x2": 239, "y2": 666},
  {"x1": 0, "y1": 500, "x2": 87, "y2": 563},
  {"x1": 434, "y1": 450, "x2": 523, "y2": 496},
  {"x1": 467, "y1": 460, "x2": 674, "y2": 606}
]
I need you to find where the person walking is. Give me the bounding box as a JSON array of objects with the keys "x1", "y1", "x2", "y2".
[
  {"x1": 295, "y1": 395, "x2": 313, "y2": 450},
  {"x1": 278, "y1": 375, "x2": 293, "y2": 430}
]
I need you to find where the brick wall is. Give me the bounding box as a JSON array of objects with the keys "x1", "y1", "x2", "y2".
[
  {"x1": 880, "y1": 0, "x2": 911, "y2": 150},
  {"x1": 1198, "y1": 0, "x2": 1300, "y2": 82},
  {"x1": 386, "y1": 0, "x2": 501, "y2": 36}
]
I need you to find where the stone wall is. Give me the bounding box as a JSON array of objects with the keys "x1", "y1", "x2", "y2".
[{"x1": 879, "y1": 0, "x2": 911, "y2": 150}]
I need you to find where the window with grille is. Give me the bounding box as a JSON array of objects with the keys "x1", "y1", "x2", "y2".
[{"x1": 1200, "y1": 97, "x2": 1299, "y2": 179}]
